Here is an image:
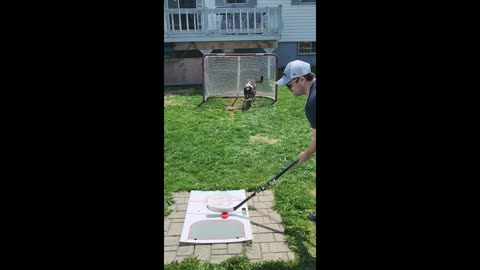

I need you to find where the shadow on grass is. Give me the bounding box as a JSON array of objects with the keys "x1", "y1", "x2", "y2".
[
  {"x1": 286, "y1": 230, "x2": 316, "y2": 269},
  {"x1": 164, "y1": 84, "x2": 203, "y2": 97},
  {"x1": 241, "y1": 100, "x2": 252, "y2": 111},
  {"x1": 164, "y1": 84, "x2": 281, "y2": 109},
  {"x1": 163, "y1": 67, "x2": 315, "y2": 98},
  {"x1": 198, "y1": 97, "x2": 276, "y2": 110},
  {"x1": 249, "y1": 232, "x2": 315, "y2": 269},
  {"x1": 246, "y1": 222, "x2": 316, "y2": 269},
  {"x1": 249, "y1": 221, "x2": 283, "y2": 233}
]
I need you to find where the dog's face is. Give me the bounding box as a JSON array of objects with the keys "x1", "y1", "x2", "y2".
[{"x1": 244, "y1": 80, "x2": 256, "y2": 93}]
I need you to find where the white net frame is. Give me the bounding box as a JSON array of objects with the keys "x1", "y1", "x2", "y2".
[{"x1": 202, "y1": 53, "x2": 278, "y2": 101}]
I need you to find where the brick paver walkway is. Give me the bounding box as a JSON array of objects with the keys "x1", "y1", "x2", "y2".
[{"x1": 164, "y1": 190, "x2": 295, "y2": 264}]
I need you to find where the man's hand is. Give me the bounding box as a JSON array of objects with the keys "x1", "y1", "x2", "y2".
[
  {"x1": 299, "y1": 128, "x2": 316, "y2": 164},
  {"x1": 298, "y1": 151, "x2": 312, "y2": 164}
]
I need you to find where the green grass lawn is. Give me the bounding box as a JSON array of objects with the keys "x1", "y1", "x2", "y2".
[{"x1": 164, "y1": 81, "x2": 316, "y2": 269}]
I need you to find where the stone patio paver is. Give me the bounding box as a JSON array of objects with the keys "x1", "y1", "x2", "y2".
[
  {"x1": 177, "y1": 245, "x2": 194, "y2": 256},
  {"x1": 227, "y1": 243, "x2": 243, "y2": 254},
  {"x1": 194, "y1": 245, "x2": 211, "y2": 260},
  {"x1": 211, "y1": 249, "x2": 227, "y2": 255},
  {"x1": 163, "y1": 190, "x2": 294, "y2": 264},
  {"x1": 246, "y1": 243, "x2": 262, "y2": 259}
]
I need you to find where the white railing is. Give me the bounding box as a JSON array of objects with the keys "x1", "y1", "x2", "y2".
[{"x1": 164, "y1": 6, "x2": 282, "y2": 37}]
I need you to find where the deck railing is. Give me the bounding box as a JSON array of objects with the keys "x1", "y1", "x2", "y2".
[{"x1": 164, "y1": 6, "x2": 282, "y2": 37}]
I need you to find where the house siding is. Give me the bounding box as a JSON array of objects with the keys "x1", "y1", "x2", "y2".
[
  {"x1": 259, "y1": 0, "x2": 316, "y2": 68},
  {"x1": 164, "y1": 0, "x2": 316, "y2": 85},
  {"x1": 258, "y1": 0, "x2": 316, "y2": 42},
  {"x1": 205, "y1": 0, "x2": 215, "y2": 8},
  {"x1": 164, "y1": 58, "x2": 203, "y2": 85},
  {"x1": 273, "y1": 42, "x2": 315, "y2": 68}
]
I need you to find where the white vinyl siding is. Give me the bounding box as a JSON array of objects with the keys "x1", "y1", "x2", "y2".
[
  {"x1": 205, "y1": 0, "x2": 217, "y2": 8},
  {"x1": 257, "y1": 0, "x2": 315, "y2": 42},
  {"x1": 292, "y1": 0, "x2": 316, "y2": 4}
]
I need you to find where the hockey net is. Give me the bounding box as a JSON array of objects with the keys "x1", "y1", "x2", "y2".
[{"x1": 202, "y1": 53, "x2": 278, "y2": 101}]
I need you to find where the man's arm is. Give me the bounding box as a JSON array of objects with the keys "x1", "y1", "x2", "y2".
[{"x1": 299, "y1": 128, "x2": 316, "y2": 163}]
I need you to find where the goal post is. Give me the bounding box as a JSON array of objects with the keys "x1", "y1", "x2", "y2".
[{"x1": 202, "y1": 53, "x2": 278, "y2": 102}]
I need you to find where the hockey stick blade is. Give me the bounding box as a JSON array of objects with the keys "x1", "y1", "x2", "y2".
[{"x1": 206, "y1": 204, "x2": 235, "y2": 213}]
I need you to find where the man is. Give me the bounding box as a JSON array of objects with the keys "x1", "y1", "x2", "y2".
[{"x1": 276, "y1": 60, "x2": 317, "y2": 222}]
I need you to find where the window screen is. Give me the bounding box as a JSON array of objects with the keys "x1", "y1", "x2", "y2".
[{"x1": 298, "y1": 42, "x2": 316, "y2": 54}]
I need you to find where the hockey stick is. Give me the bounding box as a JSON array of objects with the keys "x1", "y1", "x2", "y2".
[
  {"x1": 207, "y1": 159, "x2": 300, "y2": 213},
  {"x1": 231, "y1": 84, "x2": 242, "y2": 107},
  {"x1": 231, "y1": 94, "x2": 240, "y2": 106}
]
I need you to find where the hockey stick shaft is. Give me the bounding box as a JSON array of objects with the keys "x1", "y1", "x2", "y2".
[
  {"x1": 231, "y1": 96, "x2": 239, "y2": 106},
  {"x1": 231, "y1": 159, "x2": 299, "y2": 211}
]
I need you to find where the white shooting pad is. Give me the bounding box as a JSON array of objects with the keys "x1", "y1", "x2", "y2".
[{"x1": 180, "y1": 190, "x2": 253, "y2": 244}]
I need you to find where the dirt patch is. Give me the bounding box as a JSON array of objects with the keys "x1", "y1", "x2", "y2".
[
  {"x1": 164, "y1": 96, "x2": 179, "y2": 106},
  {"x1": 219, "y1": 111, "x2": 236, "y2": 121},
  {"x1": 225, "y1": 105, "x2": 241, "y2": 112},
  {"x1": 224, "y1": 99, "x2": 244, "y2": 112},
  {"x1": 310, "y1": 188, "x2": 316, "y2": 198},
  {"x1": 164, "y1": 88, "x2": 198, "y2": 96},
  {"x1": 249, "y1": 135, "x2": 281, "y2": 144}
]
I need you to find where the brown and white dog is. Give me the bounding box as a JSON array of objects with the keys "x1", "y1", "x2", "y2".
[{"x1": 243, "y1": 79, "x2": 257, "y2": 106}]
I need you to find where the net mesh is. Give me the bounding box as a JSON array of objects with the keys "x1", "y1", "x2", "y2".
[
  {"x1": 205, "y1": 191, "x2": 235, "y2": 210},
  {"x1": 203, "y1": 54, "x2": 277, "y2": 101}
]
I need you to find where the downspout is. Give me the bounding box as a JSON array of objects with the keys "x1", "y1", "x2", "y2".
[
  {"x1": 203, "y1": 0, "x2": 208, "y2": 34},
  {"x1": 164, "y1": 1, "x2": 169, "y2": 36},
  {"x1": 279, "y1": 5, "x2": 283, "y2": 34}
]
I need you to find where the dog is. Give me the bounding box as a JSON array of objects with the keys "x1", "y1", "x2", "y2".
[{"x1": 243, "y1": 79, "x2": 257, "y2": 106}]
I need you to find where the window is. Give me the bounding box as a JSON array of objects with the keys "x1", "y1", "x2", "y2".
[
  {"x1": 167, "y1": 0, "x2": 196, "y2": 8},
  {"x1": 291, "y1": 0, "x2": 316, "y2": 5},
  {"x1": 217, "y1": 0, "x2": 256, "y2": 7},
  {"x1": 298, "y1": 42, "x2": 316, "y2": 54}
]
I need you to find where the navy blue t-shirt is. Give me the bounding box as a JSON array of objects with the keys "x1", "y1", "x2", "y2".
[{"x1": 305, "y1": 81, "x2": 316, "y2": 129}]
